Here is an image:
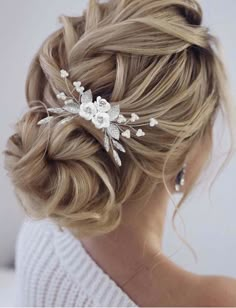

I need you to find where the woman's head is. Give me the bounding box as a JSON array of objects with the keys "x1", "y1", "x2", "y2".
[{"x1": 5, "y1": 0, "x2": 229, "y2": 237}]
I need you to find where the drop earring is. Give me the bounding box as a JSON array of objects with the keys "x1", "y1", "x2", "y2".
[{"x1": 175, "y1": 163, "x2": 187, "y2": 192}]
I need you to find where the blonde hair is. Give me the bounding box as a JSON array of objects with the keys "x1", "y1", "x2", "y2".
[{"x1": 5, "y1": 0, "x2": 230, "y2": 238}]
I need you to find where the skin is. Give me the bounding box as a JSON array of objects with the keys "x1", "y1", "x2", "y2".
[{"x1": 80, "y1": 137, "x2": 236, "y2": 307}]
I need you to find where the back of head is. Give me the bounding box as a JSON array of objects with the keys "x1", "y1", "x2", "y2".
[{"x1": 5, "y1": 0, "x2": 228, "y2": 237}]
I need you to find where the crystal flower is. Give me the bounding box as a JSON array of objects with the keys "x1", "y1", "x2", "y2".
[
  {"x1": 73, "y1": 81, "x2": 85, "y2": 94},
  {"x1": 117, "y1": 114, "x2": 127, "y2": 123},
  {"x1": 136, "y1": 128, "x2": 145, "y2": 137},
  {"x1": 95, "y1": 96, "x2": 111, "y2": 113},
  {"x1": 131, "y1": 113, "x2": 139, "y2": 122},
  {"x1": 79, "y1": 102, "x2": 97, "y2": 120},
  {"x1": 150, "y1": 118, "x2": 159, "y2": 127},
  {"x1": 56, "y1": 92, "x2": 67, "y2": 100},
  {"x1": 121, "y1": 129, "x2": 131, "y2": 139},
  {"x1": 92, "y1": 112, "x2": 110, "y2": 129},
  {"x1": 60, "y1": 69, "x2": 69, "y2": 78}
]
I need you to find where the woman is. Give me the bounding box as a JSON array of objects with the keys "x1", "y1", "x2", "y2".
[{"x1": 5, "y1": 0, "x2": 236, "y2": 306}]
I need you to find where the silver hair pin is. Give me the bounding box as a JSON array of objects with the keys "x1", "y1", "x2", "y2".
[{"x1": 37, "y1": 69, "x2": 159, "y2": 167}]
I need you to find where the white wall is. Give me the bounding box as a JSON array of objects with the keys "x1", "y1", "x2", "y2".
[{"x1": 0, "y1": 0, "x2": 235, "y2": 278}]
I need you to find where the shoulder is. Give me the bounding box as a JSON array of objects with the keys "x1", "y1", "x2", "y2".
[
  {"x1": 159, "y1": 257, "x2": 236, "y2": 307},
  {"x1": 15, "y1": 217, "x2": 57, "y2": 260},
  {"x1": 15, "y1": 218, "x2": 83, "y2": 306},
  {"x1": 194, "y1": 274, "x2": 236, "y2": 307},
  {"x1": 14, "y1": 218, "x2": 120, "y2": 307},
  {"x1": 15, "y1": 217, "x2": 61, "y2": 280}
]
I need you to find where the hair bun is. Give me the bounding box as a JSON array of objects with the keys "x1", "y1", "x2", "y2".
[{"x1": 5, "y1": 111, "x2": 121, "y2": 237}]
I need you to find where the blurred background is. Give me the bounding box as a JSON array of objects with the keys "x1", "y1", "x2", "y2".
[{"x1": 0, "y1": 0, "x2": 235, "y2": 306}]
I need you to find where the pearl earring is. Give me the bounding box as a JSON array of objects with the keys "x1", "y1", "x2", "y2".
[{"x1": 175, "y1": 164, "x2": 187, "y2": 192}]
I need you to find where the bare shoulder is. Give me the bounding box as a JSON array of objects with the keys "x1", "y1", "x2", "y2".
[
  {"x1": 139, "y1": 255, "x2": 236, "y2": 307},
  {"x1": 147, "y1": 255, "x2": 236, "y2": 307},
  {"x1": 195, "y1": 274, "x2": 236, "y2": 307}
]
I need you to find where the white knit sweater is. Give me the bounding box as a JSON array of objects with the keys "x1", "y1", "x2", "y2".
[{"x1": 15, "y1": 218, "x2": 138, "y2": 307}]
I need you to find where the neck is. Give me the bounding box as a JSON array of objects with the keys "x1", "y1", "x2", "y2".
[
  {"x1": 80, "y1": 185, "x2": 169, "y2": 285},
  {"x1": 119, "y1": 185, "x2": 169, "y2": 250}
]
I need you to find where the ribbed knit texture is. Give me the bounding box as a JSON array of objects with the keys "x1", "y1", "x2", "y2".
[{"x1": 15, "y1": 218, "x2": 138, "y2": 307}]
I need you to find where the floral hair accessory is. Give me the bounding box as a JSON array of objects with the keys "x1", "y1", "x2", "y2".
[{"x1": 37, "y1": 69, "x2": 159, "y2": 166}]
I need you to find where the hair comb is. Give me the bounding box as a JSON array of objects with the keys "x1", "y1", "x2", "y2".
[{"x1": 37, "y1": 69, "x2": 159, "y2": 166}]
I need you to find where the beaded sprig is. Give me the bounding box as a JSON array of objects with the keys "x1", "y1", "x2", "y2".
[{"x1": 37, "y1": 69, "x2": 159, "y2": 166}]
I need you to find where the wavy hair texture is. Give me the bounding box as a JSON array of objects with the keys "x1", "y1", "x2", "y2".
[{"x1": 5, "y1": 0, "x2": 231, "y2": 238}]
